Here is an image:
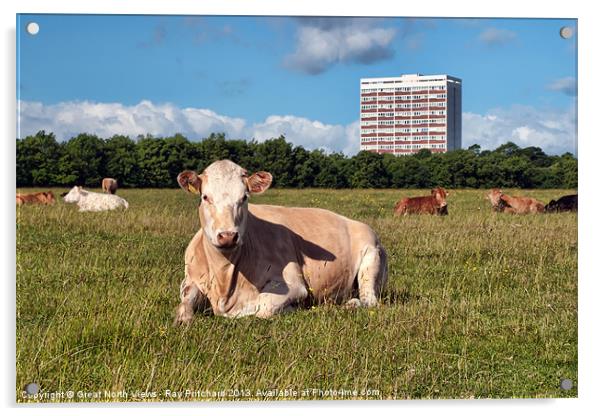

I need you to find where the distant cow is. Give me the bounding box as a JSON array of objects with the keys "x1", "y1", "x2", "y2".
[
  {"x1": 394, "y1": 187, "x2": 449, "y2": 216},
  {"x1": 174, "y1": 159, "x2": 388, "y2": 322},
  {"x1": 16, "y1": 191, "x2": 55, "y2": 206},
  {"x1": 63, "y1": 186, "x2": 128, "y2": 212},
  {"x1": 486, "y1": 188, "x2": 544, "y2": 214},
  {"x1": 545, "y1": 194, "x2": 578, "y2": 213},
  {"x1": 102, "y1": 178, "x2": 118, "y2": 194}
]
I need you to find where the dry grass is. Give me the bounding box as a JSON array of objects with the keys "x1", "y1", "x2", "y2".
[{"x1": 16, "y1": 187, "x2": 577, "y2": 401}]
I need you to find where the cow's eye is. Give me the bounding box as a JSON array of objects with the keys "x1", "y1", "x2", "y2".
[{"x1": 202, "y1": 194, "x2": 210, "y2": 203}]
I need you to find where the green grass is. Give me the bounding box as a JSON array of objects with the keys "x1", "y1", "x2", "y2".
[{"x1": 16, "y1": 187, "x2": 577, "y2": 401}]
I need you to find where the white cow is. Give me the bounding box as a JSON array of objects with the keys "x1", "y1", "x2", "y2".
[
  {"x1": 63, "y1": 186, "x2": 129, "y2": 212},
  {"x1": 175, "y1": 160, "x2": 388, "y2": 322}
]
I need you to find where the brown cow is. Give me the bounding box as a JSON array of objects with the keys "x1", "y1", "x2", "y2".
[
  {"x1": 174, "y1": 160, "x2": 388, "y2": 321},
  {"x1": 102, "y1": 178, "x2": 118, "y2": 194},
  {"x1": 16, "y1": 191, "x2": 56, "y2": 205},
  {"x1": 394, "y1": 187, "x2": 449, "y2": 216},
  {"x1": 486, "y1": 188, "x2": 544, "y2": 214}
]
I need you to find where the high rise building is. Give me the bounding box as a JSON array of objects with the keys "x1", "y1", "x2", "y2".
[{"x1": 359, "y1": 74, "x2": 462, "y2": 155}]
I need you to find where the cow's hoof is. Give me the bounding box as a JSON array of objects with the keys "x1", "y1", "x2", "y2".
[
  {"x1": 360, "y1": 296, "x2": 379, "y2": 307},
  {"x1": 174, "y1": 304, "x2": 194, "y2": 326},
  {"x1": 255, "y1": 309, "x2": 275, "y2": 319},
  {"x1": 173, "y1": 315, "x2": 193, "y2": 326},
  {"x1": 346, "y1": 298, "x2": 362, "y2": 309}
]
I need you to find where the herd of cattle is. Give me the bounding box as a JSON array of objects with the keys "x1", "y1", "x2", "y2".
[
  {"x1": 393, "y1": 186, "x2": 577, "y2": 215},
  {"x1": 16, "y1": 179, "x2": 578, "y2": 216},
  {"x1": 16, "y1": 177, "x2": 128, "y2": 212},
  {"x1": 16, "y1": 159, "x2": 577, "y2": 320}
]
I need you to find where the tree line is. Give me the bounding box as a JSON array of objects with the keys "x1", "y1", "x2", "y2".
[{"x1": 16, "y1": 130, "x2": 577, "y2": 189}]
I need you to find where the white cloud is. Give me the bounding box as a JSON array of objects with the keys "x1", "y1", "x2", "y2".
[
  {"x1": 18, "y1": 100, "x2": 247, "y2": 143},
  {"x1": 17, "y1": 99, "x2": 359, "y2": 155},
  {"x1": 463, "y1": 104, "x2": 576, "y2": 155},
  {"x1": 478, "y1": 27, "x2": 517, "y2": 46},
  {"x1": 18, "y1": 100, "x2": 577, "y2": 157},
  {"x1": 249, "y1": 115, "x2": 357, "y2": 154},
  {"x1": 546, "y1": 77, "x2": 577, "y2": 96},
  {"x1": 284, "y1": 18, "x2": 396, "y2": 75}
]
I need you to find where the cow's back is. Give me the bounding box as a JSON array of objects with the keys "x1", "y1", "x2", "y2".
[
  {"x1": 247, "y1": 204, "x2": 379, "y2": 301},
  {"x1": 522, "y1": 197, "x2": 544, "y2": 213},
  {"x1": 404, "y1": 195, "x2": 437, "y2": 214},
  {"x1": 16, "y1": 192, "x2": 49, "y2": 205},
  {"x1": 558, "y1": 194, "x2": 578, "y2": 211}
]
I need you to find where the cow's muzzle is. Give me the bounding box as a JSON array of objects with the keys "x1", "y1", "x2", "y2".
[{"x1": 216, "y1": 231, "x2": 239, "y2": 249}]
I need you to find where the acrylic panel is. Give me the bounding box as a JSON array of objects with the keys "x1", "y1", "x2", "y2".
[{"x1": 16, "y1": 14, "x2": 577, "y2": 403}]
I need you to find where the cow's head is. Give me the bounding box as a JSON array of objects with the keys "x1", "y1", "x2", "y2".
[
  {"x1": 63, "y1": 186, "x2": 83, "y2": 203},
  {"x1": 431, "y1": 187, "x2": 449, "y2": 207},
  {"x1": 544, "y1": 199, "x2": 558, "y2": 213},
  {"x1": 486, "y1": 188, "x2": 503, "y2": 207},
  {"x1": 178, "y1": 160, "x2": 272, "y2": 253}
]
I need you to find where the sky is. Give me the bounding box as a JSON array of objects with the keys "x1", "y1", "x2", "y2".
[{"x1": 16, "y1": 14, "x2": 577, "y2": 155}]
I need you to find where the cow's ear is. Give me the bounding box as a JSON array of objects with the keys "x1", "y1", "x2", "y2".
[
  {"x1": 177, "y1": 170, "x2": 202, "y2": 194},
  {"x1": 246, "y1": 171, "x2": 272, "y2": 195}
]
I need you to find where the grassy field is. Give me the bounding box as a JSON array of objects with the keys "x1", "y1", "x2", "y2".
[{"x1": 16, "y1": 187, "x2": 577, "y2": 401}]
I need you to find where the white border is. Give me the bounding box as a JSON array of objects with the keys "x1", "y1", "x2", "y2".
[{"x1": 2, "y1": 1, "x2": 600, "y2": 416}]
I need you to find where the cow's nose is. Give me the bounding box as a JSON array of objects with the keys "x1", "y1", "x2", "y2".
[{"x1": 217, "y1": 231, "x2": 239, "y2": 248}]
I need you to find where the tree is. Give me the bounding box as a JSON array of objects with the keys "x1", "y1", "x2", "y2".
[
  {"x1": 315, "y1": 153, "x2": 348, "y2": 188},
  {"x1": 104, "y1": 135, "x2": 139, "y2": 187},
  {"x1": 518, "y1": 146, "x2": 551, "y2": 167},
  {"x1": 252, "y1": 136, "x2": 295, "y2": 187},
  {"x1": 444, "y1": 149, "x2": 478, "y2": 188},
  {"x1": 163, "y1": 134, "x2": 201, "y2": 186},
  {"x1": 348, "y1": 151, "x2": 390, "y2": 188},
  {"x1": 197, "y1": 133, "x2": 232, "y2": 169},
  {"x1": 16, "y1": 130, "x2": 63, "y2": 186},
  {"x1": 62, "y1": 133, "x2": 106, "y2": 187},
  {"x1": 467, "y1": 144, "x2": 481, "y2": 155},
  {"x1": 15, "y1": 132, "x2": 578, "y2": 190},
  {"x1": 476, "y1": 151, "x2": 507, "y2": 188},
  {"x1": 136, "y1": 137, "x2": 171, "y2": 187},
  {"x1": 494, "y1": 142, "x2": 521, "y2": 157}
]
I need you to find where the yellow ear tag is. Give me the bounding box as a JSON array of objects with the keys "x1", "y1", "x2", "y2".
[{"x1": 187, "y1": 183, "x2": 199, "y2": 194}]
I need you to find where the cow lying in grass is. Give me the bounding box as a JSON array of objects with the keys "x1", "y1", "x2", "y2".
[
  {"x1": 174, "y1": 159, "x2": 388, "y2": 321},
  {"x1": 393, "y1": 187, "x2": 449, "y2": 216},
  {"x1": 102, "y1": 177, "x2": 118, "y2": 194},
  {"x1": 63, "y1": 186, "x2": 129, "y2": 212},
  {"x1": 544, "y1": 194, "x2": 578, "y2": 213},
  {"x1": 16, "y1": 191, "x2": 55, "y2": 205},
  {"x1": 486, "y1": 188, "x2": 544, "y2": 214}
]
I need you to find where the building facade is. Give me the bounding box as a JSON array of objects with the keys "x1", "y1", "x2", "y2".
[{"x1": 359, "y1": 74, "x2": 462, "y2": 155}]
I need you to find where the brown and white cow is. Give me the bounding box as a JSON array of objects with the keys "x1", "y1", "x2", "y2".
[
  {"x1": 174, "y1": 160, "x2": 388, "y2": 322},
  {"x1": 16, "y1": 191, "x2": 56, "y2": 206},
  {"x1": 486, "y1": 188, "x2": 544, "y2": 214},
  {"x1": 102, "y1": 178, "x2": 118, "y2": 194},
  {"x1": 393, "y1": 187, "x2": 449, "y2": 216}
]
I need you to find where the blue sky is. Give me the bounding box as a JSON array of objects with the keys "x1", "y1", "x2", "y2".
[{"x1": 17, "y1": 14, "x2": 577, "y2": 154}]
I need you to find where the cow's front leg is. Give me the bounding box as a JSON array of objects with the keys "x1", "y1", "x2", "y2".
[
  {"x1": 255, "y1": 285, "x2": 308, "y2": 318},
  {"x1": 255, "y1": 264, "x2": 308, "y2": 318},
  {"x1": 174, "y1": 277, "x2": 207, "y2": 325}
]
